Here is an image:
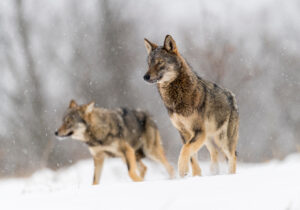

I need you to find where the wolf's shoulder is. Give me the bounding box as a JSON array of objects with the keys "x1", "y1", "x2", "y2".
[
  {"x1": 195, "y1": 72, "x2": 238, "y2": 110},
  {"x1": 195, "y1": 73, "x2": 219, "y2": 91}
]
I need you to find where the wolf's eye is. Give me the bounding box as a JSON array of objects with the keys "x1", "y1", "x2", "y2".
[{"x1": 157, "y1": 60, "x2": 164, "y2": 65}]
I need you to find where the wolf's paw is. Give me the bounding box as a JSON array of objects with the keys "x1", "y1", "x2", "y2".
[
  {"x1": 178, "y1": 162, "x2": 189, "y2": 177},
  {"x1": 92, "y1": 181, "x2": 99, "y2": 185},
  {"x1": 192, "y1": 167, "x2": 202, "y2": 176},
  {"x1": 179, "y1": 170, "x2": 188, "y2": 177}
]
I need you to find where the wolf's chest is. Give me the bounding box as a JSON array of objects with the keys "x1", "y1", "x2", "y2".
[
  {"x1": 158, "y1": 85, "x2": 195, "y2": 116},
  {"x1": 170, "y1": 111, "x2": 224, "y2": 140},
  {"x1": 170, "y1": 112, "x2": 199, "y2": 134},
  {"x1": 159, "y1": 86, "x2": 180, "y2": 107},
  {"x1": 88, "y1": 141, "x2": 122, "y2": 158}
]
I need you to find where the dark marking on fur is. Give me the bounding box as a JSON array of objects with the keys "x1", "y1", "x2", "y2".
[
  {"x1": 235, "y1": 150, "x2": 238, "y2": 157},
  {"x1": 125, "y1": 158, "x2": 130, "y2": 171},
  {"x1": 116, "y1": 122, "x2": 123, "y2": 138},
  {"x1": 86, "y1": 141, "x2": 96, "y2": 147},
  {"x1": 121, "y1": 108, "x2": 128, "y2": 116},
  {"x1": 189, "y1": 137, "x2": 197, "y2": 144},
  {"x1": 85, "y1": 140, "x2": 102, "y2": 147},
  {"x1": 158, "y1": 66, "x2": 165, "y2": 71},
  {"x1": 104, "y1": 151, "x2": 116, "y2": 157},
  {"x1": 197, "y1": 85, "x2": 207, "y2": 113},
  {"x1": 206, "y1": 111, "x2": 212, "y2": 120},
  {"x1": 85, "y1": 128, "x2": 105, "y2": 147},
  {"x1": 219, "y1": 131, "x2": 225, "y2": 140},
  {"x1": 80, "y1": 118, "x2": 88, "y2": 125},
  {"x1": 85, "y1": 130, "x2": 104, "y2": 146},
  {"x1": 191, "y1": 89, "x2": 198, "y2": 107},
  {"x1": 167, "y1": 108, "x2": 174, "y2": 116},
  {"x1": 179, "y1": 133, "x2": 186, "y2": 144},
  {"x1": 216, "y1": 118, "x2": 226, "y2": 130},
  {"x1": 136, "y1": 113, "x2": 147, "y2": 133},
  {"x1": 135, "y1": 148, "x2": 145, "y2": 160},
  {"x1": 227, "y1": 95, "x2": 234, "y2": 107},
  {"x1": 189, "y1": 129, "x2": 202, "y2": 144}
]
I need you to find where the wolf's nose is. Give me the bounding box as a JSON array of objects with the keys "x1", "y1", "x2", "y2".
[
  {"x1": 143, "y1": 74, "x2": 150, "y2": 81},
  {"x1": 54, "y1": 131, "x2": 58, "y2": 136}
]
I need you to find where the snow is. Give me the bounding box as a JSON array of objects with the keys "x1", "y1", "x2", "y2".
[{"x1": 1, "y1": 154, "x2": 300, "y2": 210}]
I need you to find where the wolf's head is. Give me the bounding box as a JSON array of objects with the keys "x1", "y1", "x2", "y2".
[
  {"x1": 143, "y1": 35, "x2": 182, "y2": 84},
  {"x1": 55, "y1": 100, "x2": 95, "y2": 142}
]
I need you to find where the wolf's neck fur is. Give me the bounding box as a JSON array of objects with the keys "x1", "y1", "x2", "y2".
[
  {"x1": 157, "y1": 57, "x2": 204, "y2": 116},
  {"x1": 81, "y1": 109, "x2": 106, "y2": 146}
]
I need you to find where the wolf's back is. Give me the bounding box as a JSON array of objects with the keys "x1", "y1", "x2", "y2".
[
  {"x1": 118, "y1": 108, "x2": 159, "y2": 148},
  {"x1": 119, "y1": 108, "x2": 157, "y2": 131}
]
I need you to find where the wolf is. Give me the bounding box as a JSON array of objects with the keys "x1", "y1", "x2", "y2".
[
  {"x1": 143, "y1": 35, "x2": 239, "y2": 177},
  {"x1": 55, "y1": 100, "x2": 174, "y2": 184}
]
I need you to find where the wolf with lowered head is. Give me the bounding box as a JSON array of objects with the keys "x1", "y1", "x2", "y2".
[{"x1": 55, "y1": 100, "x2": 174, "y2": 184}]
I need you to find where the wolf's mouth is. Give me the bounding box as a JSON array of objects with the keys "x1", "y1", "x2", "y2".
[
  {"x1": 148, "y1": 75, "x2": 163, "y2": 83},
  {"x1": 55, "y1": 130, "x2": 74, "y2": 141},
  {"x1": 65, "y1": 131, "x2": 74, "y2": 137},
  {"x1": 56, "y1": 131, "x2": 73, "y2": 138}
]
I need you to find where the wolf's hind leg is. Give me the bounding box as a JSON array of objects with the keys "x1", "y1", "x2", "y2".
[
  {"x1": 145, "y1": 133, "x2": 175, "y2": 178},
  {"x1": 137, "y1": 160, "x2": 147, "y2": 179},
  {"x1": 223, "y1": 149, "x2": 236, "y2": 174},
  {"x1": 122, "y1": 143, "x2": 143, "y2": 182},
  {"x1": 223, "y1": 111, "x2": 239, "y2": 174},
  {"x1": 205, "y1": 140, "x2": 219, "y2": 175},
  {"x1": 228, "y1": 153, "x2": 237, "y2": 174},
  {"x1": 148, "y1": 147, "x2": 175, "y2": 179},
  {"x1": 218, "y1": 131, "x2": 238, "y2": 174},
  {"x1": 218, "y1": 137, "x2": 237, "y2": 174},
  {"x1": 93, "y1": 154, "x2": 105, "y2": 185}
]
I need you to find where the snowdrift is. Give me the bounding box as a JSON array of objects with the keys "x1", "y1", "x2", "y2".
[{"x1": 1, "y1": 154, "x2": 300, "y2": 210}]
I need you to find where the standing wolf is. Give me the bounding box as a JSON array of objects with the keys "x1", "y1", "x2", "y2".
[
  {"x1": 143, "y1": 35, "x2": 239, "y2": 177},
  {"x1": 55, "y1": 100, "x2": 174, "y2": 184}
]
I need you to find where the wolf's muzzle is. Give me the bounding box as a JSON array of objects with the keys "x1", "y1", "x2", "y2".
[
  {"x1": 144, "y1": 74, "x2": 161, "y2": 83},
  {"x1": 143, "y1": 74, "x2": 150, "y2": 81},
  {"x1": 54, "y1": 130, "x2": 73, "y2": 137}
]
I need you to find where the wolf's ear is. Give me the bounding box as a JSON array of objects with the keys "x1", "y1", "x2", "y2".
[
  {"x1": 69, "y1": 100, "x2": 78, "y2": 109},
  {"x1": 164, "y1": 35, "x2": 178, "y2": 54},
  {"x1": 85, "y1": 101, "x2": 95, "y2": 114},
  {"x1": 144, "y1": 38, "x2": 157, "y2": 54}
]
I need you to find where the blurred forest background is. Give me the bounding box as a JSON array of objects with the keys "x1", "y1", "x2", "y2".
[{"x1": 0, "y1": 0, "x2": 299, "y2": 177}]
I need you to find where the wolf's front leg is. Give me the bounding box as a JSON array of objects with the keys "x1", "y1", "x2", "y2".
[
  {"x1": 122, "y1": 142, "x2": 143, "y2": 182},
  {"x1": 178, "y1": 144, "x2": 191, "y2": 177},
  {"x1": 93, "y1": 154, "x2": 105, "y2": 185},
  {"x1": 190, "y1": 153, "x2": 202, "y2": 176},
  {"x1": 178, "y1": 131, "x2": 206, "y2": 177}
]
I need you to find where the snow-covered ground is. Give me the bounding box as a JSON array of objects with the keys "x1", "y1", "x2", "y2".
[{"x1": 1, "y1": 154, "x2": 300, "y2": 210}]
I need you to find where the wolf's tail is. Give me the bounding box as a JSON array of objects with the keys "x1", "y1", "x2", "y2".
[
  {"x1": 141, "y1": 113, "x2": 162, "y2": 147},
  {"x1": 227, "y1": 104, "x2": 239, "y2": 156},
  {"x1": 227, "y1": 90, "x2": 238, "y2": 111}
]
